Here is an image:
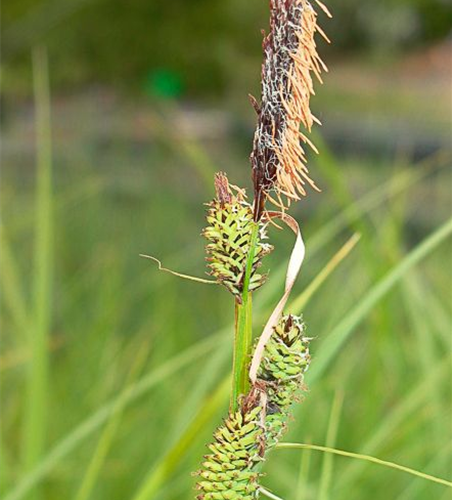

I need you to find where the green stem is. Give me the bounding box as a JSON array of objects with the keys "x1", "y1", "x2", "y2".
[
  {"x1": 23, "y1": 47, "x2": 52, "y2": 500},
  {"x1": 231, "y1": 222, "x2": 259, "y2": 412}
]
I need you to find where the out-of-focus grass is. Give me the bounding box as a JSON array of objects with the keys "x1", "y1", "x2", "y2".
[
  {"x1": 1, "y1": 84, "x2": 451, "y2": 500},
  {"x1": 318, "y1": 391, "x2": 344, "y2": 500},
  {"x1": 22, "y1": 48, "x2": 53, "y2": 500}
]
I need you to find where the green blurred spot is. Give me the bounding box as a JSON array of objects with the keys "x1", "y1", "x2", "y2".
[{"x1": 144, "y1": 68, "x2": 183, "y2": 99}]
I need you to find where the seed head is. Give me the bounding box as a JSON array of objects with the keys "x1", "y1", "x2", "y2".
[
  {"x1": 255, "y1": 314, "x2": 311, "y2": 447},
  {"x1": 193, "y1": 406, "x2": 264, "y2": 499}
]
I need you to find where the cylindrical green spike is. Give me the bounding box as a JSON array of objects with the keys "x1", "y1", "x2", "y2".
[
  {"x1": 194, "y1": 407, "x2": 263, "y2": 499},
  {"x1": 203, "y1": 173, "x2": 272, "y2": 299},
  {"x1": 195, "y1": 314, "x2": 311, "y2": 498},
  {"x1": 257, "y1": 314, "x2": 311, "y2": 447}
]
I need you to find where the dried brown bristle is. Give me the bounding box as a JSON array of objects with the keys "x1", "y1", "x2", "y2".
[
  {"x1": 214, "y1": 172, "x2": 233, "y2": 206},
  {"x1": 250, "y1": 0, "x2": 331, "y2": 220}
]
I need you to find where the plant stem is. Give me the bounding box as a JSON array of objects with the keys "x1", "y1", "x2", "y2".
[
  {"x1": 231, "y1": 222, "x2": 259, "y2": 412},
  {"x1": 22, "y1": 47, "x2": 52, "y2": 500}
]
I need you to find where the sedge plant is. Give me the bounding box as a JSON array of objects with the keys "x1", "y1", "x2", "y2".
[{"x1": 192, "y1": 1, "x2": 332, "y2": 498}]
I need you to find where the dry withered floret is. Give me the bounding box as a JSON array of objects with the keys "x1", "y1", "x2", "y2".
[{"x1": 251, "y1": 0, "x2": 331, "y2": 219}]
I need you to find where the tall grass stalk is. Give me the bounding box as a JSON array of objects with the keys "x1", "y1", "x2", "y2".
[
  {"x1": 74, "y1": 341, "x2": 151, "y2": 500},
  {"x1": 295, "y1": 439, "x2": 313, "y2": 500},
  {"x1": 396, "y1": 444, "x2": 452, "y2": 500},
  {"x1": 132, "y1": 377, "x2": 231, "y2": 500},
  {"x1": 318, "y1": 391, "x2": 344, "y2": 500},
  {"x1": 335, "y1": 356, "x2": 450, "y2": 490},
  {"x1": 306, "y1": 216, "x2": 452, "y2": 384},
  {"x1": 2, "y1": 334, "x2": 224, "y2": 500},
  {"x1": 22, "y1": 46, "x2": 53, "y2": 498}
]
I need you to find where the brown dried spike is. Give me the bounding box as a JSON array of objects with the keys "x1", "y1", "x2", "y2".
[
  {"x1": 250, "y1": 0, "x2": 330, "y2": 219},
  {"x1": 214, "y1": 172, "x2": 233, "y2": 206}
]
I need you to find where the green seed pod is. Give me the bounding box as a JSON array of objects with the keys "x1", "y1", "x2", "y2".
[
  {"x1": 203, "y1": 173, "x2": 273, "y2": 299},
  {"x1": 257, "y1": 314, "x2": 310, "y2": 447},
  {"x1": 194, "y1": 406, "x2": 264, "y2": 499}
]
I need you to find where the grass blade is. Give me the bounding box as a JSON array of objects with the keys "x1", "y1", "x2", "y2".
[
  {"x1": 73, "y1": 341, "x2": 150, "y2": 500},
  {"x1": 290, "y1": 233, "x2": 360, "y2": 313},
  {"x1": 318, "y1": 391, "x2": 344, "y2": 500},
  {"x1": 335, "y1": 357, "x2": 450, "y2": 490},
  {"x1": 131, "y1": 377, "x2": 230, "y2": 500},
  {"x1": 307, "y1": 217, "x2": 452, "y2": 385},
  {"x1": 22, "y1": 47, "x2": 53, "y2": 494},
  {"x1": 3, "y1": 334, "x2": 223, "y2": 500},
  {"x1": 0, "y1": 225, "x2": 29, "y2": 336},
  {"x1": 396, "y1": 444, "x2": 452, "y2": 500},
  {"x1": 276, "y1": 443, "x2": 452, "y2": 488},
  {"x1": 402, "y1": 274, "x2": 445, "y2": 447},
  {"x1": 260, "y1": 486, "x2": 285, "y2": 500},
  {"x1": 308, "y1": 152, "x2": 448, "y2": 255},
  {"x1": 295, "y1": 438, "x2": 312, "y2": 500}
]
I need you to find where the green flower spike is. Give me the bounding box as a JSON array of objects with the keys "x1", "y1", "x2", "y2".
[
  {"x1": 194, "y1": 406, "x2": 264, "y2": 500},
  {"x1": 257, "y1": 314, "x2": 311, "y2": 448},
  {"x1": 195, "y1": 315, "x2": 311, "y2": 499},
  {"x1": 203, "y1": 173, "x2": 273, "y2": 299}
]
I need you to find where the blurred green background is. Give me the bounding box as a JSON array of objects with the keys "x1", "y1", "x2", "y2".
[{"x1": 1, "y1": 1, "x2": 451, "y2": 500}]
